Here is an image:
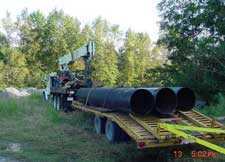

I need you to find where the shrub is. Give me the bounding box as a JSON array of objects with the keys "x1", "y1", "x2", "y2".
[{"x1": 199, "y1": 93, "x2": 225, "y2": 117}]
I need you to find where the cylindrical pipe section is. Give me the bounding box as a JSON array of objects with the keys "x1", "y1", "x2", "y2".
[
  {"x1": 171, "y1": 87, "x2": 196, "y2": 111},
  {"x1": 145, "y1": 88, "x2": 177, "y2": 115},
  {"x1": 106, "y1": 88, "x2": 155, "y2": 115},
  {"x1": 75, "y1": 88, "x2": 154, "y2": 115}
]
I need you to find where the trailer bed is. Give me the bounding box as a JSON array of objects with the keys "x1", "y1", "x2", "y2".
[{"x1": 72, "y1": 102, "x2": 225, "y2": 151}]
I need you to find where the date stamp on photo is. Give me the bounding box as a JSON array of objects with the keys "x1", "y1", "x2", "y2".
[{"x1": 172, "y1": 149, "x2": 217, "y2": 159}]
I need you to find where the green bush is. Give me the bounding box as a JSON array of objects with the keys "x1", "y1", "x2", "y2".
[{"x1": 199, "y1": 93, "x2": 225, "y2": 117}]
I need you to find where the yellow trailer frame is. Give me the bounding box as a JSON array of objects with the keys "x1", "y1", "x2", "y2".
[{"x1": 72, "y1": 102, "x2": 225, "y2": 154}]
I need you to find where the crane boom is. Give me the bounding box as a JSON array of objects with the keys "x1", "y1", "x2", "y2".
[
  {"x1": 59, "y1": 41, "x2": 95, "y2": 71},
  {"x1": 43, "y1": 41, "x2": 95, "y2": 109}
]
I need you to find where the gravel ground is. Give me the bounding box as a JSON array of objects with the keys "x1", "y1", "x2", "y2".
[{"x1": 0, "y1": 87, "x2": 42, "y2": 98}]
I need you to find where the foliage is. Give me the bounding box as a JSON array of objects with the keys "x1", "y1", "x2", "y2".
[
  {"x1": 0, "y1": 9, "x2": 165, "y2": 89},
  {"x1": 17, "y1": 9, "x2": 82, "y2": 87},
  {"x1": 0, "y1": 48, "x2": 29, "y2": 88},
  {"x1": 199, "y1": 93, "x2": 225, "y2": 117},
  {"x1": 1, "y1": 1, "x2": 224, "y2": 101},
  {"x1": 157, "y1": 0, "x2": 225, "y2": 99},
  {"x1": 91, "y1": 17, "x2": 119, "y2": 86},
  {"x1": 119, "y1": 30, "x2": 165, "y2": 86}
]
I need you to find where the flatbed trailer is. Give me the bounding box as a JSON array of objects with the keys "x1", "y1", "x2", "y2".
[
  {"x1": 73, "y1": 101, "x2": 225, "y2": 156},
  {"x1": 50, "y1": 87, "x2": 76, "y2": 111}
]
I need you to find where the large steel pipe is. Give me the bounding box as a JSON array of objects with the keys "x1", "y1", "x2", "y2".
[
  {"x1": 145, "y1": 88, "x2": 177, "y2": 115},
  {"x1": 75, "y1": 88, "x2": 154, "y2": 115},
  {"x1": 106, "y1": 88, "x2": 155, "y2": 115},
  {"x1": 171, "y1": 87, "x2": 195, "y2": 111}
]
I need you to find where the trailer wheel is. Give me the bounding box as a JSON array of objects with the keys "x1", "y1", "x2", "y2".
[
  {"x1": 94, "y1": 116, "x2": 106, "y2": 134},
  {"x1": 56, "y1": 95, "x2": 61, "y2": 111},
  {"x1": 61, "y1": 95, "x2": 73, "y2": 112},
  {"x1": 43, "y1": 91, "x2": 48, "y2": 101},
  {"x1": 52, "y1": 95, "x2": 60, "y2": 110},
  {"x1": 53, "y1": 95, "x2": 57, "y2": 109},
  {"x1": 105, "y1": 120, "x2": 121, "y2": 143},
  {"x1": 120, "y1": 130, "x2": 130, "y2": 142}
]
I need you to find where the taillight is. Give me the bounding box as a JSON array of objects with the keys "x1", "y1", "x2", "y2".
[{"x1": 137, "y1": 141, "x2": 146, "y2": 149}]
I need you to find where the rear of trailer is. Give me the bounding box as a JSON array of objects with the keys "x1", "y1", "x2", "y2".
[{"x1": 73, "y1": 101, "x2": 225, "y2": 158}]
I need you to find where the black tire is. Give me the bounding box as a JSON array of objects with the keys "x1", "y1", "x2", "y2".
[
  {"x1": 52, "y1": 95, "x2": 60, "y2": 111},
  {"x1": 94, "y1": 116, "x2": 106, "y2": 134},
  {"x1": 43, "y1": 91, "x2": 48, "y2": 101},
  {"x1": 53, "y1": 95, "x2": 57, "y2": 109},
  {"x1": 56, "y1": 95, "x2": 61, "y2": 111},
  {"x1": 105, "y1": 120, "x2": 121, "y2": 143},
  {"x1": 61, "y1": 95, "x2": 73, "y2": 112},
  {"x1": 120, "y1": 130, "x2": 130, "y2": 142}
]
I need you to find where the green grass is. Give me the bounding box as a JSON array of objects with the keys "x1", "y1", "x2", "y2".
[{"x1": 0, "y1": 94, "x2": 224, "y2": 162}]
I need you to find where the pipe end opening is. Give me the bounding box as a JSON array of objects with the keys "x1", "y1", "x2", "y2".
[
  {"x1": 177, "y1": 88, "x2": 195, "y2": 111},
  {"x1": 156, "y1": 88, "x2": 176, "y2": 115},
  {"x1": 131, "y1": 89, "x2": 154, "y2": 115}
]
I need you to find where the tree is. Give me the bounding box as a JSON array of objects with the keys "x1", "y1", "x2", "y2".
[
  {"x1": 0, "y1": 49, "x2": 29, "y2": 87},
  {"x1": 119, "y1": 30, "x2": 156, "y2": 86},
  {"x1": 17, "y1": 10, "x2": 47, "y2": 87},
  {"x1": 16, "y1": 9, "x2": 82, "y2": 87},
  {"x1": 0, "y1": 9, "x2": 162, "y2": 89},
  {"x1": 0, "y1": 21, "x2": 29, "y2": 88},
  {"x1": 42, "y1": 10, "x2": 81, "y2": 71},
  {"x1": 119, "y1": 31, "x2": 138, "y2": 86},
  {"x1": 0, "y1": 32, "x2": 9, "y2": 48},
  {"x1": 158, "y1": 0, "x2": 225, "y2": 98},
  {"x1": 90, "y1": 17, "x2": 119, "y2": 86},
  {"x1": 0, "y1": 32, "x2": 9, "y2": 61},
  {"x1": 1, "y1": 12, "x2": 20, "y2": 46}
]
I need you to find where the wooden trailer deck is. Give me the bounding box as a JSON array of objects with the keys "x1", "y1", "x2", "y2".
[{"x1": 72, "y1": 102, "x2": 225, "y2": 154}]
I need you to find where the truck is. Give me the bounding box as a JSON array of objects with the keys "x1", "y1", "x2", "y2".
[
  {"x1": 43, "y1": 42, "x2": 225, "y2": 160},
  {"x1": 43, "y1": 42, "x2": 95, "y2": 111}
]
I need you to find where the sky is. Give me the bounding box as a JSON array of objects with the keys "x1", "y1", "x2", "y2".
[{"x1": 0, "y1": 0, "x2": 160, "y2": 41}]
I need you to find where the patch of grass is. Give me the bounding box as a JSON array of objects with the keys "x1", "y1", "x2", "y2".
[
  {"x1": 0, "y1": 95, "x2": 139, "y2": 162},
  {"x1": 0, "y1": 94, "x2": 224, "y2": 162},
  {"x1": 0, "y1": 99, "x2": 19, "y2": 116}
]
